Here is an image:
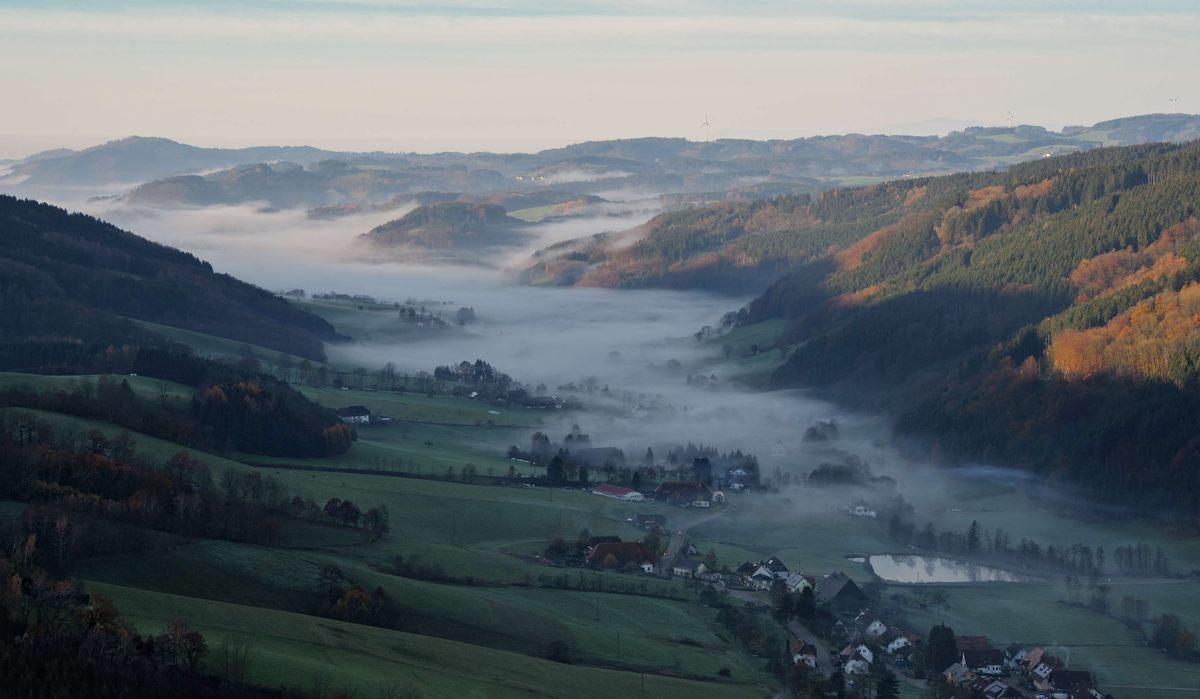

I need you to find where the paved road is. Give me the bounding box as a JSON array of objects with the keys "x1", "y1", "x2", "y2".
[
  {"x1": 656, "y1": 506, "x2": 733, "y2": 575},
  {"x1": 788, "y1": 620, "x2": 835, "y2": 677}
]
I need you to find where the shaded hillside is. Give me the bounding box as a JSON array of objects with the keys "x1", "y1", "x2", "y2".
[
  {"x1": 520, "y1": 177, "x2": 931, "y2": 293},
  {"x1": 0, "y1": 195, "x2": 342, "y2": 360},
  {"x1": 360, "y1": 202, "x2": 530, "y2": 262},
  {"x1": 720, "y1": 142, "x2": 1200, "y2": 514}
]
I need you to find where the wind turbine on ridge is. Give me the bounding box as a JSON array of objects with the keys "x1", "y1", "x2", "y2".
[
  {"x1": 1169, "y1": 96, "x2": 1180, "y2": 113},
  {"x1": 700, "y1": 114, "x2": 712, "y2": 142}
]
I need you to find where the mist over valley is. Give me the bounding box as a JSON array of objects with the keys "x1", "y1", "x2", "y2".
[{"x1": 5, "y1": 4, "x2": 1200, "y2": 696}]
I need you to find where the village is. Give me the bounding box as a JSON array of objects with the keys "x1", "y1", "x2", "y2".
[
  {"x1": 579, "y1": 477, "x2": 1114, "y2": 699},
  {"x1": 324, "y1": 397, "x2": 1122, "y2": 699}
]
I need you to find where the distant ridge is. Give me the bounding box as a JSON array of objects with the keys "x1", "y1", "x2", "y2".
[{"x1": 5, "y1": 113, "x2": 1199, "y2": 196}]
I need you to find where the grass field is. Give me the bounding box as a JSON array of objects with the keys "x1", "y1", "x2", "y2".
[
  {"x1": 132, "y1": 318, "x2": 326, "y2": 370},
  {"x1": 0, "y1": 371, "x2": 195, "y2": 401},
  {"x1": 270, "y1": 385, "x2": 555, "y2": 479},
  {"x1": 297, "y1": 385, "x2": 544, "y2": 428},
  {"x1": 689, "y1": 491, "x2": 889, "y2": 583},
  {"x1": 700, "y1": 318, "x2": 791, "y2": 385},
  {"x1": 80, "y1": 536, "x2": 769, "y2": 683},
  {"x1": 888, "y1": 582, "x2": 1200, "y2": 699},
  {"x1": 90, "y1": 582, "x2": 761, "y2": 699},
  {"x1": 246, "y1": 421, "x2": 542, "y2": 478},
  {"x1": 18, "y1": 296, "x2": 1200, "y2": 697},
  {"x1": 508, "y1": 204, "x2": 558, "y2": 222}
]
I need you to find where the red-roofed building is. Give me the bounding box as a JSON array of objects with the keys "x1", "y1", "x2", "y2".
[
  {"x1": 591, "y1": 483, "x2": 645, "y2": 501},
  {"x1": 586, "y1": 542, "x2": 653, "y2": 569}
]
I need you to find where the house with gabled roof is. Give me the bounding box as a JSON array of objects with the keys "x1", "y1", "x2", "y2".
[
  {"x1": 790, "y1": 639, "x2": 819, "y2": 668},
  {"x1": 967, "y1": 678, "x2": 1022, "y2": 698},
  {"x1": 1004, "y1": 644, "x2": 1028, "y2": 670},
  {"x1": 815, "y1": 572, "x2": 868, "y2": 612},
  {"x1": 842, "y1": 644, "x2": 873, "y2": 675},
  {"x1": 961, "y1": 648, "x2": 1005, "y2": 676},
  {"x1": 335, "y1": 405, "x2": 371, "y2": 424},
  {"x1": 749, "y1": 570, "x2": 775, "y2": 590},
  {"x1": 586, "y1": 541, "x2": 652, "y2": 569},
  {"x1": 1030, "y1": 659, "x2": 1060, "y2": 689},
  {"x1": 784, "y1": 573, "x2": 812, "y2": 594},
  {"x1": 956, "y1": 635, "x2": 993, "y2": 652},
  {"x1": 1049, "y1": 669, "x2": 1092, "y2": 692},
  {"x1": 883, "y1": 629, "x2": 919, "y2": 655},
  {"x1": 672, "y1": 558, "x2": 706, "y2": 579},
  {"x1": 762, "y1": 556, "x2": 790, "y2": 579},
  {"x1": 1022, "y1": 646, "x2": 1046, "y2": 673},
  {"x1": 653, "y1": 481, "x2": 712, "y2": 506},
  {"x1": 854, "y1": 611, "x2": 887, "y2": 639},
  {"x1": 591, "y1": 483, "x2": 644, "y2": 501},
  {"x1": 943, "y1": 662, "x2": 972, "y2": 685}
]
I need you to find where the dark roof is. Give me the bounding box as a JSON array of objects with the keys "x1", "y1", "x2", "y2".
[
  {"x1": 335, "y1": 405, "x2": 371, "y2": 416},
  {"x1": 962, "y1": 648, "x2": 1005, "y2": 669},
  {"x1": 790, "y1": 639, "x2": 817, "y2": 656},
  {"x1": 1049, "y1": 669, "x2": 1092, "y2": 690},
  {"x1": 586, "y1": 541, "x2": 651, "y2": 565},
  {"x1": 815, "y1": 572, "x2": 866, "y2": 606},
  {"x1": 956, "y1": 635, "x2": 993, "y2": 652},
  {"x1": 764, "y1": 556, "x2": 789, "y2": 573},
  {"x1": 587, "y1": 535, "x2": 622, "y2": 546},
  {"x1": 736, "y1": 561, "x2": 757, "y2": 575},
  {"x1": 654, "y1": 481, "x2": 712, "y2": 501}
]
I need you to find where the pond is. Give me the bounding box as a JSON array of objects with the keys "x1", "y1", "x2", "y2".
[{"x1": 868, "y1": 554, "x2": 1037, "y2": 584}]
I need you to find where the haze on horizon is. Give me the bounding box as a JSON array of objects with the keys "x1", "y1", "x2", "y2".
[{"x1": 2, "y1": 0, "x2": 1198, "y2": 159}]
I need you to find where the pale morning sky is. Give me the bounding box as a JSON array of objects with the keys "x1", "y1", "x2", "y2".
[{"x1": 1, "y1": 0, "x2": 1197, "y2": 158}]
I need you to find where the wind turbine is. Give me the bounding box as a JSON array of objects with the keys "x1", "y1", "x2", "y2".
[
  {"x1": 700, "y1": 114, "x2": 712, "y2": 142},
  {"x1": 1006, "y1": 110, "x2": 1014, "y2": 129},
  {"x1": 1169, "y1": 97, "x2": 1180, "y2": 113}
]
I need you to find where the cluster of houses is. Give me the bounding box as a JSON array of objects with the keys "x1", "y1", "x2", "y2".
[
  {"x1": 962, "y1": 644, "x2": 1101, "y2": 699},
  {"x1": 654, "y1": 481, "x2": 725, "y2": 508},
  {"x1": 772, "y1": 581, "x2": 1106, "y2": 699},
  {"x1": 589, "y1": 481, "x2": 726, "y2": 508},
  {"x1": 938, "y1": 637, "x2": 1105, "y2": 698},
  {"x1": 729, "y1": 560, "x2": 872, "y2": 613}
]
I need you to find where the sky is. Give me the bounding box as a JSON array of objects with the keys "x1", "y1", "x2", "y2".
[{"x1": 1, "y1": 0, "x2": 1198, "y2": 158}]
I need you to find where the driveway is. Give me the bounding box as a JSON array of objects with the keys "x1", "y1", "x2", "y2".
[
  {"x1": 788, "y1": 620, "x2": 835, "y2": 677},
  {"x1": 656, "y1": 505, "x2": 732, "y2": 575}
]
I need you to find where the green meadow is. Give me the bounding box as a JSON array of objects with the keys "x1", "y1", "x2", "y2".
[{"x1": 90, "y1": 582, "x2": 760, "y2": 699}]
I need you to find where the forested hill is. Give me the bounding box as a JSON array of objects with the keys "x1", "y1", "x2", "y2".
[
  {"x1": 518, "y1": 117, "x2": 1200, "y2": 293},
  {"x1": 0, "y1": 195, "x2": 342, "y2": 360},
  {"x1": 735, "y1": 142, "x2": 1200, "y2": 514},
  {"x1": 360, "y1": 202, "x2": 530, "y2": 262}
]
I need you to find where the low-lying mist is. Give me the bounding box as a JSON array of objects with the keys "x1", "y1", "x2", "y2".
[
  {"x1": 87, "y1": 197, "x2": 659, "y2": 273},
  {"x1": 56, "y1": 195, "x2": 1138, "y2": 563}
]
